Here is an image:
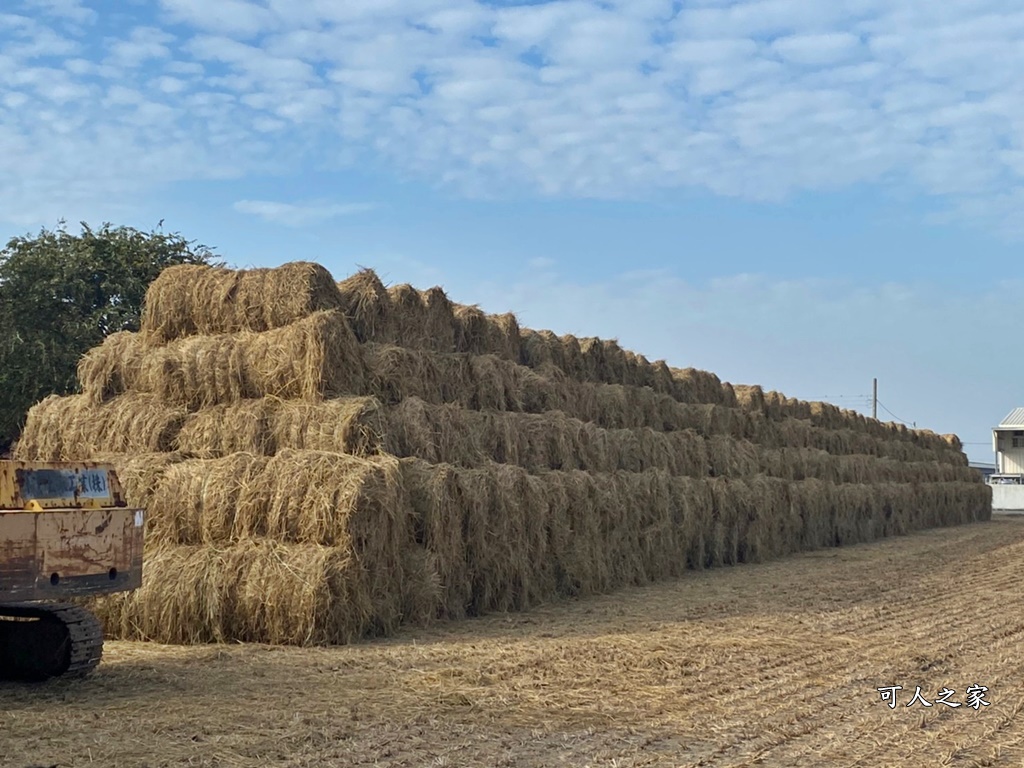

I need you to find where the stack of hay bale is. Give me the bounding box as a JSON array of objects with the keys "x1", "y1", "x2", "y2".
[{"x1": 15, "y1": 263, "x2": 991, "y2": 645}]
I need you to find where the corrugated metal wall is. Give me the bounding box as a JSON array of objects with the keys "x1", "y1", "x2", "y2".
[{"x1": 1001, "y1": 449, "x2": 1024, "y2": 474}]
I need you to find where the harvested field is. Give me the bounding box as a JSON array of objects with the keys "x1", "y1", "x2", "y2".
[{"x1": 2, "y1": 516, "x2": 1020, "y2": 768}]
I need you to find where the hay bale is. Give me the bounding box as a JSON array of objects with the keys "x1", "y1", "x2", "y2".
[
  {"x1": 469, "y1": 355, "x2": 522, "y2": 411},
  {"x1": 387, "y1": 397, "x2": 512, "y2": 468},
  {"x1": 78, "y1": 331, "x2": 149, "y2": 404},
  {"x1": 132, "y1": 311, "x2": 364, "y2": 408},
  {"x1": 337, "y1": 268, "x2": 396, "y2": 344},
  {"x1": 14, "y1": 393, "x2": 190, "y2": 462},
  {"x1": 363, "y1": 344, "x2": 475, "y2": 406},
  {"x1": 143, "y1": 450, "x2": 406, "y2": 551},
  {"x1": 733, "y1": 385, "x2": 766, "y2": 413},
  {"x1": 146, "y1": 452, "x2": 271, "y2": 546},
  {"x1": 385, "y1": 284, "x2": 457, "y2": 353},
  {"x1": 475, "y1": 409, "x2": 525, "y2": 467},
  {"x1": 485, "y1": 312, "x2": 522, "y2": 362},
  {"x1": 672, "y1": 367, "x2": 728, "y2": 405},
  {"x1": 134, "y1": 449, "x2": 408, "y2": 634},
  {"x1": 92, "y1": 541, "x2": 378, "y2": 645},
  {"x1": 141, "y1": 261, "x2": 344, "y2": 343},
  {"x1": 175, "y1": 396, "x2": 386, "y2": 457},
  {"x1": 458, "y1": 463, "x2": 548, "y2": 614},
  {"x1": 100, "y1": 452, "x2": 189, "y2": 511},
  {"x1": 520, "y1": 329, "x2": 567, "y2": 371},
  {"x1": 400, "y1": 459, "x2": 471, "y2": 619},
  {"x1": 453, "y1": 304, "x2": 489, "y2": 355},
  {"x1": 559, "y1": 335, "x2": 586, "y2": 380},
  {"x1": 670, "y1": 476, "x2": 712, "y2": 570},
  {"x1": 421, "y1": 286, "x2": 457, "y2": 353}
]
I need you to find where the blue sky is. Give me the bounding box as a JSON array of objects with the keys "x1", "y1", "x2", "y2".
[{"x1": 2, "y1": 0, "x2": 1022, "y2": 463}]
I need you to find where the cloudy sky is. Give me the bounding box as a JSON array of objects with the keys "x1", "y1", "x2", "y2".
[{"x1": 3, "y1": 0, "x2": 1022, "y2": 462}]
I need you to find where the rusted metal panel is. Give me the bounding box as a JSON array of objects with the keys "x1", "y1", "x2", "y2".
[
  {"x1": 0, "y1": 460, "x2": 127, "y2": 510},
  {"x1": 0, "y1": 508, "x2": 143, "y2": 602},
  {"x1": 0, "y1": 513, "x2": 36, "y2": 586}
]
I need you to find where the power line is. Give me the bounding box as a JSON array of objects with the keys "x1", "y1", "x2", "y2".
[{"x1": 876, "y1": 399, "x2": 914, "y2": 427}]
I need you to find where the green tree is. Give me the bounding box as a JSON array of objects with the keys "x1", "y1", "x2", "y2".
[{"x1": 0, "y1": 221, "x2": 220, "y2": 453}]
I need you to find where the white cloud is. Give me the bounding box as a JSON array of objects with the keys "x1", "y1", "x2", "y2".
[
  {"x1": 2, "y1": 0, "x2": 1024, "y2": 236},
  {"x1": 158, "y1": 0, "x2": 276, "y2": 38},
  {"x1": 233, "y1": 199, "x2": 376, "y2": 226},
  {"x1": 21, "y1": 0, "x2": 96, "y2": 26},
  {"x1": 106, "y1": 27, "x2": 175, "y2": 68},
  {"x1": 771, "y1": 33, "x2": 862, "y2": 65}
]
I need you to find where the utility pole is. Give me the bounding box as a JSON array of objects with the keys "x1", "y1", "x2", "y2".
[{"x1": 872, "y1": 378, "x2": 878, "y2": 420}]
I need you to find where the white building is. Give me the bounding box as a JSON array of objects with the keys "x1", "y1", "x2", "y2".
[{"x1": 991, "y1": 407, "x2": 1024, "y2": 511}]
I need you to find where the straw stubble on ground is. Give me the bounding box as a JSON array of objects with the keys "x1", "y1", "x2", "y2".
[{"x1": 3, "y1": 516, "x2": 1021, "y2": 768}]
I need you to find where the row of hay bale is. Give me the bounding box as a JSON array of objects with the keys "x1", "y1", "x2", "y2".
[
  {"x1": 76, "y1": 315, "x2": 960, "y2": 461},
  {"x1": 88, "y1": 449, "x2": 990, "y2": 645},
  {"x1": 137, "y1": 263, "x2": 729, "y2": 405},
  {"x1": 19, "y1": 392, "x2": 974, "y2": 478},
  {"x1": 135, "y1": 263, "x2": 960, "y2": 454},
  {"x1": 13, "y1": 259, "x2": 991, "y2": 647}
]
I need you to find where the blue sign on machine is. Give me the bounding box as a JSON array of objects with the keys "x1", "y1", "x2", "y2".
[{"x1": 19, "y1": 468, "x2": 110, "y2": 502}]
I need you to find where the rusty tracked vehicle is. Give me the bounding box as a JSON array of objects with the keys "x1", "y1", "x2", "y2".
[{"x1": 0, "y1": 461, "x2": 143, "y2": 681}]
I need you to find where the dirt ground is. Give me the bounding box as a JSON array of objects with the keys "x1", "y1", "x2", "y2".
[{"x1": 3, "y1": 515, "x2": 1023, "y2": 768}]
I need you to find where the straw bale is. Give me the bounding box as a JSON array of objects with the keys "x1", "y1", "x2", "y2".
[
  {"x1": 384, "y1": 284, "x2": 457, "y2": 353},
  {"x1": 363, "y1": 344, "x2": 475, "y2": 406},
  {"x1": 386, "y1": 283, "x2": 425, "y2": 347},
  {"x1": 623, "y1": 351, "x2": 653, "y2": 389},
  {"x1": 761, "y1": 390, "x2": 787, "y2": 420},
  {"x1": 577, "y1": 337, "x2": 604, "y2": 381},
  {"x1": 385, "y1": 396, "x2": 442, "y2": 464},
  {"x1": 485, "y1": 313, "x2": 522, "y2": 362},
  {"x1": 452, "y1": 304, "x2": 522, "y2": 360},
  {"x1": 458, "y1": 463, "x2": 548, "y2": 614},
  {"x1": 421, "y1": 286, "x2": 457, "y2": 353},
  {"x1": 652, "y1": 361, "x2": 676, "y2": 397},
  {"x1": 132, "y1": 450, "x2": 408, "y2": 632},
  {"x1": 399, "y1": 546, "x2": 444, "y2": 628},
  {"x1": 600, "y1": 340, "x2": 629, "y2": 386},
  {"x1": 145, "y1": 452, "x2": 271, "y2": 546},
  {"x1": 809, "y1": 401, "x2": 843, "y2": 430},
  {"x1": 77, "y1": 331, "x2": 148, "y2": 404},
  {"x1": 558, "y1": 335, "x2": 586, "y2": 380},
  {"x1": 940, "y1": 434, "x2": 967, "y2": 460},
  {"x1": 92, "y1": 541, "x2": 377, "y2": 645},
  {"x1": 144, "y1": 311, "x2": 364, "y2": 408},
  {"x1": 741, "y1": 476, "x2": 802, "y2": 563},
  {"x1": 469, "y1": 355, "x2": 523, "y2": 411},
  {"x1": 672, "y1": 367, "x2": 729, "y2": 405},
  {"x1": 381, "y1": 396, "x2": 719, "y2": 477},
  {"x1": 14, "y1": 393, "x2": 190, "y2": 462},
  {"x1": 671, "y1": 404, "x2": 751, "y2": 439},
  {"x1": 140, "y1": 261, "x2": 344, "y2": 343},
  {"x1": 669, "y1": 476, "x2": 712, "y2": 569},
  {"x1": 336, "y1": 268, "x2": 397, "y2": 344},
  {"x1": 386, "y1": 398, "x2": 498, "y2": 468},
  {"x1": 543, "y1": 470, "x2": 610, "y2": 597},
  {"x1": 101, "y1": 451, "x2": 189, "y2": 511},
  {"x1": 720, "y1": 381, "x2": 738, "y2": 408},
  {"x1": 705, "y1": 478, "x2": 742, "y2": 567},
  {"x1": 535, "y1": 330, "x2": 569, "y2": 371},
  {"x1": 625, "y1": 470, "x2": 678, "y2": 582},
  {"x1": 400, "y1": 458, "x2": 471, "y2": 619},
  {"x1": 453, "y1": 304, "x2": 489, "y2": 355},
  {"x1": 707, "y1": 436, "x2": 760, "y2": 477},
  {"x1": 175, "y1": 396, "x2": 386, "y2": 457},
  {"x1": 143, "y1": 449, "x2": 406, "y2": 551}
]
